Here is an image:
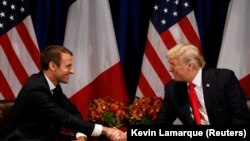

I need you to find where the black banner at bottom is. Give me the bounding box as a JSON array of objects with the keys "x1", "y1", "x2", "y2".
[{"x1": 127, "y1": 125, "x2": 250, "y2": 141}]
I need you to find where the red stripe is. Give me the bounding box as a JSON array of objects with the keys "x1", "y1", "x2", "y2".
[
  {"x1": 144, "y1": 39, "x2": 172, "y2": 84},
  {"x1": 239, "y1": 74, "x2": 250, "y2": 98},
  {"x1": 179, "y1": 17, "x2": 202, "y2": 53},
  {"x1": 69, "y1": 63, "x2": 129, "y2": 120},
  {"x1": 138, "y1": 73, "x2": 156, "y2": 97},
  {"x1": 0, "y1": 34, "x2": 29, "y2": 85},
  {"x1": 160, "y1": 29, "x2": 177, "y2": 50},
  {"x1": 16, "y1": 22, "x2": 40, "y2": 68},
  {"x1": 0, "y1": 71, "x2": 15, "y2": 99}
]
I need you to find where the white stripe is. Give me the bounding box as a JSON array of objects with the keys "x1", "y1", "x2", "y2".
[
  {"x1": 141, "y1": 56, "x2": 165, "y2": 98},
  {"x1": 7, "y1": 28, "x2": 39, "y2": 76},
  {"x1": 63, "y1": 0, "x2": 120, "y2": 96},
  {"x1": 23, "y1": 16, "x2": 39, "y2": 48},
  {"x1": 187, "y1": 11, "x2": 200, "y2": 41},
  {"x1": 147, "y1": 21, "x2": 173, "y2": 77},
  {"x1": 217, "y1": 0, "x2": 250, "y2": 79},
  {"x1": 0, "y1": 46, "x2": 22, "y2": 98},
  {"x1": 0, "y1": 92, "x2": 4, "y2": 100},
  {"x1": 169, "y1": 24, "x2": 189, "y2": 43},
  {"x1": 135, "y1": 87, "x2": 144, "y2": 98}
]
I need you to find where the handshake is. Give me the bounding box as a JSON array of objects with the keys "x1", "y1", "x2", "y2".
[
  {"x1": 75, "y1": 126, "x2": 127, "y2": 141},
  {"x1": 104, "y1": 126, "x2": 127, "y2": 141}
]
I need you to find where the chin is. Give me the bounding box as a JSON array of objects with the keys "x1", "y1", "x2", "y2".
[
  {"x1": 173, "y1": 78, "x2": 182, "y2": 82},
  {"x1": 61, "y1": 80, "x2": 69, "y2": 84}
]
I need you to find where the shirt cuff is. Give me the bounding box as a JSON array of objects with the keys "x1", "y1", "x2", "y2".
[
  {"x1": 76, "y1": 132, "x2": 87, "y2": 140},
  {"x1": 91, "y1": 124, "x2": 102, "y2": 136}
]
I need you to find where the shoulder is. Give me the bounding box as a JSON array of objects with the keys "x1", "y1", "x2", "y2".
[
  {"x1": 203, "y1": 68, "x2": 235, "y2": 78},
  {"x1": 21, "y1": 72, "x2": 50, "y2": 94},
  {"x1": 202, "y1": 68, "x2": 238, "y2": 86},
  {"x1": 16, "y1": 72, "x2": 51, "y2": 105},
  {"x1": 165, "y1": 80, "x2": 187, "y2": 92},
  {"x1": 26, "y1": 72, "x2": 47, "y2": 86}
]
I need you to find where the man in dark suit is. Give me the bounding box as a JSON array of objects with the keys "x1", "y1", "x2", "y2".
[
  {"x1": 0, "y1": 45, "x2": 125, "y2": 141},
  {"x1": 153, "y1": 43, "x2": 249, "y2": 125}
]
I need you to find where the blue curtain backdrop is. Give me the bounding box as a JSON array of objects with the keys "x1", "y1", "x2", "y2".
[{"x1": 27, "y1": 0, "x2": 230, "y2": 102}]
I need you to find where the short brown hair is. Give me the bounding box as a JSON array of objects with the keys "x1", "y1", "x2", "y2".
[{"x1": 40, "y1": 45, "x2": 73, "y2": 71}]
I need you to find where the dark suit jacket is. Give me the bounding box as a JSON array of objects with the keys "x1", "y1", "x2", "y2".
[
  {"x1": 0, "y1": 72, "x2": 95, "y2": 140},
  {"x1": 153, "y1": 68, "x2": 249, "y2": 125}
]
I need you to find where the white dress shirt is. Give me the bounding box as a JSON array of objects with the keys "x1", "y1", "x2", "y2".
[{"x1": 189, "y1": 69, "x2": 210, "y2": 125}]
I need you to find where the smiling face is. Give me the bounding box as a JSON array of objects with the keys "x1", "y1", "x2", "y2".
[
  {"x1": 54, "y1": 52, "x2": 74, "y2": 84},
  {"x1": 166, "y1": 44, "x2": 205, "y2": 83},
  {"x1": 168, "y1": 56, "x2": 190, "y2": 82}
]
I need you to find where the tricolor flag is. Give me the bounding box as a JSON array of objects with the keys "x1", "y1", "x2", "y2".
[
  {"x1": 136, "y1": 0, "x2": 201, "y2": 98},
  {"x1": 217, "y1": 0, "x2": 250, "y2": 98},
  {"x1": 63, "y1": 0, "x2": 129, "y2": 119},
  {"x1": 0, "y1": 0, "x2": 39, "y2": 100}
]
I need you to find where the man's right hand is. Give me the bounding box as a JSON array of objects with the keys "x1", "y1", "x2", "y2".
[{"x1": 102, "y1": 127, "x2": 127, "y2": 141}]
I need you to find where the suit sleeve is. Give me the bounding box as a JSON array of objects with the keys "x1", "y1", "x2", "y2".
[
  {"x1": 24, "y1": 88, "x2": 95, "y2": 136},
  {"x1": 152, "y1": 82, "x2": 178, "y2": 125},
  {"x1": 224, "y1": 70, "x2": 249, "y2": 125}
]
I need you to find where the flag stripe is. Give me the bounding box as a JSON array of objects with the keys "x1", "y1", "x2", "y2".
[
  {"x1": 0, "y1": 71, "x2": 15, "y2": 99},
  {"x1": 69, "y1": 63, "x2": 128, "y2": 119},
  {"x1": 0, "y1": 34, "x2": 29, "y2": 85},
  {"x1": 168, "y1": 24, "x2": 189, "y2": 44},
  {"x1": 179, "y1": 16, "x2": 201, "y2": 51},
  {"x1": 144, "y1": 40, "x2": 171, "y2": 84},
  {"x1": 138, "y1": 73, "x2": 156, "y2": 97},
  {"x1": 140, "y1": 55, "x2": 165, "y2": 97},
  {"x1": 160, "y1": 30, "x2": 177, "y2": 50},
  {"x1": 0, "y1": 46, "x2": 22, "y2": 97},
  {"x1": 217, "y1": 0, "x2": 250, "y2": 97},
  {"x1": 63, "y1": 0, "x2": 129, "y2": 120},
  {"x1": 240, "y1": 74, "x2": 250, "y2": 97},
  {"x1": 7, "y1": 27, "x2": 39, "y2": 77},
  {"x1": 16, "y1": 22, "x2": 40, "y2": 68}
]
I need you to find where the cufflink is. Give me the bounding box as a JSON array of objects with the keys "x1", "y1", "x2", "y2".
[{"x1": 206, "y1": 84, "x2": 210, "y2": 87}]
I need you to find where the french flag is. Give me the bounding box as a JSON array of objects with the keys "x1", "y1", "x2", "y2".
[
  {"x1": 62, "y1": 0, "x2": 129, "y2": 120},
  {"x1": 217, "y1": 0, "x2": 250, "y2": 98}
]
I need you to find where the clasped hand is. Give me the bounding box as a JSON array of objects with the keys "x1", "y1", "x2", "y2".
[{"x1": 106, "y1": 127, "x2": 127, "y2": 141}]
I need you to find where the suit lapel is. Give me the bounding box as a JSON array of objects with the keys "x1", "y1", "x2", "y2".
[{"x1": 202, "y1": 68, "x2": 214, "y2": 124}]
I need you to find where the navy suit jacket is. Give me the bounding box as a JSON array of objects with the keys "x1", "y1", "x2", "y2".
[
  {"x1": 1, "y1": 72, "x2": 95, "y2": 140},
  {"x1": 153, "y1": 68, "x2": 249, "y2": 125}
]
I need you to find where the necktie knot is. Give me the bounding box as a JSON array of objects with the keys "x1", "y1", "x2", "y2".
[
  {"x1": 52, "y1": 88, "x2": 58, "y2": 94},
  {"x1": 189, "y1": 82, "x2": 195, "y2": 90}
]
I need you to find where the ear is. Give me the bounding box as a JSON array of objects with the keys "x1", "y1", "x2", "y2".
[
  {"x1": 48, "y1": 61, "x2": 57, "y2": 71},
  {"x1": 187, "y1": 62, "x2": 193, "y2": 71}
]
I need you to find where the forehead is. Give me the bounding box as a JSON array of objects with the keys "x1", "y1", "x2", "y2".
[
  {"x1": 60, "y1": 53, "x2": 72, "y2": 62},
  {"x1": 169, "y1": 56, "x2": 180, "y2": 63},
  {"x1": 169, "y1": 56, "x2": 186, "y2": 66},
  {"x1": 61, "y1": 52, "x2": 72, "y2": 58}
]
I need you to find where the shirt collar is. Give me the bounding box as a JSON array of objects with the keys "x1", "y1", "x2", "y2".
[
  {"x1": 44, "y1": 73, "x2": 56, "y2": 91},
  {"x1": 191, "y1": 68, "x2": 202, "y2": 87}
]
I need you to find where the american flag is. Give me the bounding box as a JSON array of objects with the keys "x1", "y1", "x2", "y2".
[
  {"x1": 136, "y1": 0, "x2": 201, "y2": 98},
  {"x1": 0, "y1": 0, "x2": 39, "y2": 100}
]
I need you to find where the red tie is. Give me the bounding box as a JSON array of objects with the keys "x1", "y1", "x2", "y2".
[{"x1": 188, "y1": 83, "x2": 201, "y2": 125}]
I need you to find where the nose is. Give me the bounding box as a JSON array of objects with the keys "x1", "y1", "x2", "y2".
[{"x1": 70, "y1": 67, "x2": 74, "y2": 74}]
